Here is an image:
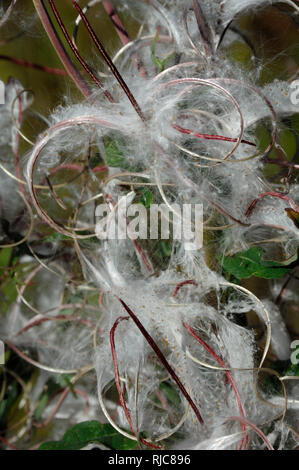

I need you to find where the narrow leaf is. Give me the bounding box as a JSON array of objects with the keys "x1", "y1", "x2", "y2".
[{"x1": 39, "y1": 420, "x2": 138, "y2": 450}]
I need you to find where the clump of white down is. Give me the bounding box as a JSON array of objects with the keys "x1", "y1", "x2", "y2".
[{"x1": 0, "y1": 0, "x2": 298, "y2": 449}]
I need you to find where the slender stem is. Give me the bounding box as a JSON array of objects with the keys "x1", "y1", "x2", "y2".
[
  {"x1": 71, "y1": 0, "x2": 146, "y2": 122},
  {"x1": 32, "y1": 0, "x2": 92, "y2": 100},
  {"x1": 183, "y1": 322, "x2": 249, "y2": 450},
  {"x1": 102, "y1": 0, "x2": 147, "y2": 77},
  {"x1": 0, "y1": 54, "x2": 67, "y2": 75},
  {"x1": 0, "y1": 0, "x2": 18, "y2": 29},
  {"x1": 173, "y1": 123, "x2": 256, "y2": 147},
  {"x1": 110, "y1": 316, "x2": 160, "y2": 449},
  {"x1": 173, "y1": 280, "x2": 198, "y2": 297},
  {"x1": 48, "y1": 0, "x2": 115, "y2": 102},
  {"x1": 119, "y1": 298, "x2": 204, "y2": 425},
  {"x1": 102, "y1": 0, "x2": 130, "y2": 45},
  {"x1": 226, "y1": 416, "x2": 274, "y2": 450},
  {"x1": 0, "y1": 436, "x2": 17, "y2": 450},
  {"x1": 192, "y1": 0, "x2": 214, "y2": 57},
  {"x1": 245, "y1": 192, "x2": 299, "y2": 217},
  {"x1": 263, "y1": 157, "x2": 299, "y2": 170},
  {"x1": 13, "y1": 90, "x2": 27, "y2": 197}
]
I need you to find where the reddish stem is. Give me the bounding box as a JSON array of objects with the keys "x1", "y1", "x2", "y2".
[
  {"x1": 275, "y1": 275, "x2": 292, "y2": 307},
  {"x1": 192, "y1": 0, "x2": 214, "y2": 57},
  {"x1": 110, "y1": 317, "x2": 135, "y2": 433},
  {"x1": 34, "y1": 387, "x2": 70, "y2": 428},
  {"x1": 245, "y1": 192, "x2": 299, "y2": 217},
  {"x1": 48, "y1": 163, "x2": 107, "y2": 176},
  {"x1": 102, "y1": 1, "x2": 130, "y2": 46},
  {"x1": 93, "y1": 165, "x2": 108, "y2": 173},
  {"x1": 71, "y1": 0, "x2": 146, "y2": 122},
  {"x1": 263, "y1": 158, "x2": 299, "y2": 170},
  {"x1": 110, "y1": 316, "x2": 161, "y2": 449},
  {"x1": 226, "y1": 416, "x2": 274, "y2": 450},
  {"x1": 98, "y1": 291, "x2": 107, "y2": 310},
  {"x1": 13, "y1": 91, "x2": 27, "y2": 197},
  {"x1": 48, "y1": 163, "x2": 84, "y2": 175},
  {"x1": 183, "y1": 322, "x2": 249, "y2": 450},
  {"x1": 33, "y1": 0, "x2": 92, "y2": 99},
  {"x1": 0, "y1": 435, "x2": 17, "y2": 450},
  {"x1": 173, "y1": 123, "x2": 256, "y2": 147},
  {"x1": 119, "y1": 298, "x2": 204, "y2": 425},
  {"x1": 102, "y1": 1, "x2": 147, "y2": 77},
  {"x1": 0, "y1": 54, "x2": 67, "y2": 75},
  {"x1": 173, "y1": 280, "x2": 198, "y2": 297},
  {"x1": 48, "y1": 0, "x2": 114, "y2": 102},
  {"x1": 16, "y1": 314, "x2": 96, "y2": 337},
  {"x1": 106, "y1": 194, "x2": 153, "y2": 273}
]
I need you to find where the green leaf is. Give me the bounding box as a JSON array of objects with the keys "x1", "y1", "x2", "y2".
[
  {"x1": 284, "y1": 362, "x2": 299, "y2": 377},
  {"x1": 227, "y1": 41, "x2": 255, "y2": 72},
  {"x1": 0, "y1": 247, "x2": 13, "y2": 278},
  {"x1": 59, "y1": 374, "x2": 77, "y2": 399},
  {"x1": 34, "y1": 378, "x2": 66, "y2": 421},
  {"x1": 1, "y1": 277, "x2": 18, "y2": 314},
  {"x1": 161, "y1": 240, "x2": 172, "y2": 257},
  {"x1": 151, "y1": 53, "x2": 174, "y2": 73},
  {"x1": 151, "y1": 29, "x2": 174, "y2": 73},
  {"x1": 140, "y1": 190, "x2": 153, "y2": 209},
  {"x1": 105, "y1": 139, "x2": 129, "y2": 169},
  {"x1": 39, "y1": 421, "x2": 138, "y2": 450},
  {"x1": 0, "y1": 247, "x2": 12, "y2": 268},
  {"x1": 278, "y1": 129, "x2": 296, "y2": 161},
  {"x1": 42, "y1": 233, "x2": 72, "y2": 243},
  {"x1": 221, "y1": 247, "x2": 294, "y2": 279},
  {"x1": 33, "y1": 393, "x2": 50, "y2": 421}
]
